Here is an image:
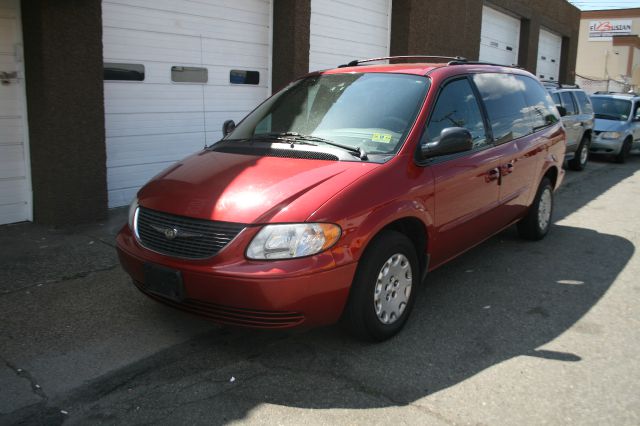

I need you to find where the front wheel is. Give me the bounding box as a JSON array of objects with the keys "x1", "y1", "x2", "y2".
[
  {"x1": 568, "y1": 136, "x2": 590, "y2": 171},
  {"x1": 517, "y1": 177, "x2": 554, "y2": 241},
  {"x1": 614, "y1": 138, "x2": 632, "y2": 163},
  {"x1": 342, "y1": 230, "x2": 419, "y2": 341}
]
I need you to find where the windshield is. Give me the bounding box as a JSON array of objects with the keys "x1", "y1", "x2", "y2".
[
  {"x1": 591, "y1": 97, "x2": 632, "y2": 121},
  {"x1": 224, "y1": 73, "x2": 430, "y2": 157}
]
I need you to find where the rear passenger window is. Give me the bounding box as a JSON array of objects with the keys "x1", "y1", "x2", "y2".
[
  {"x1": 423, "y1": 78, "x2": 488, "y2": 149},
  {"x1": 472, "y1": 73, "x2": 530, "y2": 144},
  {"x1": 517, "y1": 76, "x2": 560, "y2": 131},
  {"x1": 560, "y1": 92, "x2": 577, "y2": 115},
  {"x1": 574, "y1": 91, "x2": 594, "y2": 114}
]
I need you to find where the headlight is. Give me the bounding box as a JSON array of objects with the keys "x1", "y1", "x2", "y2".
[
  {"x1": 128, "y1": 197, "x2": 139, "y2": 230},
  {"x1": 601, "y1": 131, "x2": 621, "y2": 140},
  {"x1": 246, "y1": 223, "x2": 341, "y2": 260}
]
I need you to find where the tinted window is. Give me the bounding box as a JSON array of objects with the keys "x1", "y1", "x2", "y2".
[
  {"x1": 560, "y1": 92, "x2": 577, "y2": 115},
  {"x1": 518, "y1": 76, "x2": 560, "y2": 131},
  {"x1": 591, "y1": 98, "x2": 632, "y2": 121},
  {"x1": 171, "y1": 66, "x2": 208, "y2": 83},
  {"x1": 104, "y1": 63, "x2": 144, "y2": 81},
  {"x1": 423, "y1": 78, "x2": 488, "y2": 149},
  {"x1": 551, "y1": 92, "x2": 561, "y2": 108},
  {"x1": 574, "y1": 91, "x2": 593, "y2": 114},
  {"x1": 230, "y1": 70, "x2": 260, "y2": 85},
  {"x1": 472, "y1": 73, "x2": 530, "y2": 144}
]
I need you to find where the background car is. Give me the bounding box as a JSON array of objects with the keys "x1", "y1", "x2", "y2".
[
  {"x1": 545, "y1": 82, "x2": 594, "y2": 170},
  {"x1": 590, "y1": 92, "x2": 640, "y2": 163}
]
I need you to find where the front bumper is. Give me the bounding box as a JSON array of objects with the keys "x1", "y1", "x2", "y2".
[
  {"x1": 116, "y1": 226, "x2": 357, "y2": 329},
  {"x1": 590, "y1": 135, "x2": 624, "y2": 154}
]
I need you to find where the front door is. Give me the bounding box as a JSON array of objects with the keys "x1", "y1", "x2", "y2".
[{"x1": 422, "y1": 77, "x2": 500, "y2": 267}]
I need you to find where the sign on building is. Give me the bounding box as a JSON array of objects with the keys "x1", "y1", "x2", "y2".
[{"x1": 589, "y1": 20, "x2": 632, "y2": 41}]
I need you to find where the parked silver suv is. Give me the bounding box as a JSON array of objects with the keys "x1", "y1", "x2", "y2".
[
  {"x1": 545, "y1": 83, "x2": 594, "y2": 170},
  {"x1": 590, "y1": 92, "x2": 640, "y2": 163}
]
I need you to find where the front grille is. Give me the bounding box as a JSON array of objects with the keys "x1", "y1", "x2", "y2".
[
  {"x1": 134, "y1": 281, "x2": 305, "y2": 328},
  {"x1": 135, "y1": 207, "x2": 246, "y2": 259}
]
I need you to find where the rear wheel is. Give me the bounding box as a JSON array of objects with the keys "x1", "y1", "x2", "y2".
[
  {"x1": 517, "y1": 178, "x2": 553, "y2": 241},
  {"x1": 568, "y1": 135, "x2": 590, "y2": 171},
  {"x1": 614, "y1": 137, "x2": 632, "y2": 163},
  {"x1": 342, "y1": 230, "x2": 419, "y2": 341}
]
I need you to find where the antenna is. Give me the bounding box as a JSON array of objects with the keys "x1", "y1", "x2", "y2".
[{"x1": 200, "y1": 34, "x2": 208, "y2": 149}]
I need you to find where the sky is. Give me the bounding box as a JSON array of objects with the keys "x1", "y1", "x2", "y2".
[{"x1": 568, "y1": 0, "x2": 640, "y2": 10}]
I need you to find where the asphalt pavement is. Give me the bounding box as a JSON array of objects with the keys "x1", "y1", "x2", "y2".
[{"x1": 1, "y1": 155, "x2": 639, "y2": 425}]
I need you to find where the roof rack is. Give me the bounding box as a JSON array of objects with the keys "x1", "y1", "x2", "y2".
[
  {"x1": 338, "y1": 55, "x2": 467, "y2": 68},
  {"x1": 338, "y1": 56, "x2": 520, "y2": 69},
  {"x1": 593, "y1": 90, "x2": 640, "y2": 96}
]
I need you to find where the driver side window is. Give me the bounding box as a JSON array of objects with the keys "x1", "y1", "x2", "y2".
[{"x1": 423, "y1": 78, "x2": 488, "y2": 149}]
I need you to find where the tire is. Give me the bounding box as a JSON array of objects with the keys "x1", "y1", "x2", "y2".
[
  {"x1": 517, "y1": 177, "x2": 554, "y2": 241},
  {"x1": 568, "y1": 135, "x2": 590, "y2": 171},
  {"x1": 342, "y1": 230, "x2": 419, "y2": 341},
  {"x1": 614, "y1": 137, "x2": 632, "y2": 163}
]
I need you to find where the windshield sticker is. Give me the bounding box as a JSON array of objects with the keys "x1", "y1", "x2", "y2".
[{"x1": 372, "y1": 133, "x2": 392, "y2": 143}]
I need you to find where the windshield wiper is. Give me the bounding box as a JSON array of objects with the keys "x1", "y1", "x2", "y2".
[{"x1": 273, "y1": 133, "x2": 368, "y2": 160}]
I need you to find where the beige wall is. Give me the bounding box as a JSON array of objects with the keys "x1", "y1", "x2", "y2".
[{"x1": 576, "y1": 14, "x2": 640, "y2": 82}]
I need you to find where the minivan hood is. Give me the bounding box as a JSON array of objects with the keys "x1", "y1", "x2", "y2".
[
  {"x1": 594, "y1": 118, "x2": 627, "y2": 132},
  {"x1": 137, "y1": 150, "x2": 378, "y2": 224}
]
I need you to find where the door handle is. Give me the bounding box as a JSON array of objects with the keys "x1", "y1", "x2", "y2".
[
  {"x1": 486, "y1": 168, "x2": 500, "y2": 183},
  {"x1": 501, "y1": 162, "x2": 514, "y2": 176}
]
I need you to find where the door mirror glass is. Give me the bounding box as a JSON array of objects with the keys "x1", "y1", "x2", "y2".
[
  {"x1": 421, "y1": 127, "x2": 473, "y2": 159},
  {"x1": 223, "y1": 120, "x2": 236, "y2": 136}
]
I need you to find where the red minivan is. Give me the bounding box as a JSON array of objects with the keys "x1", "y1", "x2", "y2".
[{"x1": 117, "y1": 57, "x2": 565, "y2": 341}]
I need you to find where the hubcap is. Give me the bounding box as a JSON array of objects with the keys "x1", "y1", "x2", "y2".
[
  {"x1": 580, "y1": 144, "x2": 588, "y2": 164},
  {"x1": 373, "y1": 253, "x2": 412, "y2": 325},
  {"x1": 538, "y1": 188, "x2": 552, "y2": 230}
]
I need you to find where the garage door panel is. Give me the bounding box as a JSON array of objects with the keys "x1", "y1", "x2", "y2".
[
  {"x1": 0, "y1": 178, "x2": 27, "y2": 206},
  {"x1": 310, "y1": 35, "x2": 388, "y2": 58},
  {"x1": 312, "y1": 0, "x2": 388, "y2": 28},
  {"x1": 0, "y1": 83, "x2": 20, "y2": 116},
  {"x1": 310, "y1": 15, "x2": 389, "y2": 44},
  {"x1": 0, "y1": 117, "x2": 22, "y2": 144},
  {"x1": 103, "y1": 4, "x2": 268, "y2": 44},
  {"x1": 0, "y1": 145, "x2": 26, "y2": 179},
  {"x1": 104, "y1": 84, "x2": 206, "y2": 114},
  {"x1": 106, "y1": 0, "x2": 269, "y2": 20},
  {"x1": 107, "y1": 132, "x2": 205, "y2": 168},
  {"x1": 106, "y1": 112, "x2": 205, "y2": 138},
  {"x1": 309, "y1": 0, "x2": 390, "y2": 72}
]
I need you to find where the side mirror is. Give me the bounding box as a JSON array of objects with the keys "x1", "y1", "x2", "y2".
[
  {"x1": 420, "y1": 127, "x2": 473, "y2": 159},
  {"x1": 222, "y1": 119, "x2": 236, "y2": 136},
  {"x1": 557, "y1": 106, "x2": 567, "y2": 117}
]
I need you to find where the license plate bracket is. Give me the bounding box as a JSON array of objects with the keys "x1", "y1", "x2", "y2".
[{"x1": 143, "y1": 263, "x2": 185, "y2": 302}]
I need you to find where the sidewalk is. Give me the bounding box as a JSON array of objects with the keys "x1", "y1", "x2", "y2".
[{"x1": 0, "y1": 208, "x2": 216, "y2": 420}]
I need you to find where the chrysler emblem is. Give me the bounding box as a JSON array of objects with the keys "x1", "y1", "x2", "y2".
[
  {"x1": 150, "y1": 224, "x2": 202, "y2": 239},
  {"x1": 163, "y1": 228, "x2": 178, "y2": 240}
]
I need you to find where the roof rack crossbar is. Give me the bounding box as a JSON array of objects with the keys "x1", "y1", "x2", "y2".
[{"x1": 338, "y1": 55, "x2": 468, "y2": 68}]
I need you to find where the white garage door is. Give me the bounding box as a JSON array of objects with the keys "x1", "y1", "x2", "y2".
[
  {"x1": 309, "y1": 0, "x2": 391, "y2": 71},
  {"x1": 0, "y1": 0, "x2": 31, "y2": 225},
  {"x1": 103, "y1": 0, "x2": 272, "y2": 208},
  {"x1": 479, "y1": 6, "x2": 520, "y2": 66},
  {"x1": 537, "y1": 28, "x2": 562, "y2": 82}
]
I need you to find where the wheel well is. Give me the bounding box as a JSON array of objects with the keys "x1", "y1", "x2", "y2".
[
  {"x1": 380, "y1": 217, "x2": 428, "y2": 274},
  {"x1": 544, "y1": 166, "x2": 558, "y2": 189},
  {"x1": 583, "y1": 129, "x2": 592, "y2": 140}
]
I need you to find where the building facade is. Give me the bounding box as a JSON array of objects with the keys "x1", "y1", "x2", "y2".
[
  {"x1": 0, "y1": 0, "x2": 580, "y2": 226},
  {"x1": 576, "y1": 8, "x2": 640, "y2": 93}
]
